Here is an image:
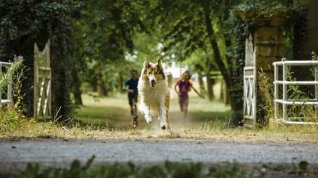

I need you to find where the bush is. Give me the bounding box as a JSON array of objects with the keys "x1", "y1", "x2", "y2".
[
  {"x1": 0, "y1": 107, "x2": 20, "y2": 133},
  {"x1": 0, "y1": 56, "x2": 24, "y2": 134}
]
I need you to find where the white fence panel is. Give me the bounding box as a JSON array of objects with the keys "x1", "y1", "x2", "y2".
[{"x1": 273, "y1": 60, "x2": 318, "y2": 124}]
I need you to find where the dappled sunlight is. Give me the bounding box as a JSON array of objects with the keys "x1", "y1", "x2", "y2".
[
  {"x1": 2, "y1": 98, "x2": 318, "y2": 143},
  {"x1": 2, "y1": 1, "x2": 318, "y2": 176},
  {"x1": 81, "y1": 94, "x2": 131, "y2": 109},
  {"x1": 75, "y1": 93, "x2": 231, "y2": 136},
  {"x1": 69, "y1": 94, "x2": 318, "y2": 142},
  {"x1": 2, "y1": 94, "x2": 318, "y2": 143}
]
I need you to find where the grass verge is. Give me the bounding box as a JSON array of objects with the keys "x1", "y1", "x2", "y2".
[
  {"x1": 5, "y1": 156, "x2": 318, "y2": 178},
  {"x1": 1, "y1": 94, "x2": 318, "y2": 143}
]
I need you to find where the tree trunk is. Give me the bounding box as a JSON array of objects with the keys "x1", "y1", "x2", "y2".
[
  {"x1": 219, "y1": 80, "x2": 230, "y2": 104},
  {"x1": 202, "y1": 3, "x2": 243, "y2": 126},
  {"x1": 219, "y1": 80, "x2": 226, "y2": 103},
  {"x1": 118, "y1": 72, "x2": 124, "y2": 92},
  {"x1": 96, "y1": 65, "x2": 107, "y2": 96},
  {"x1": 71, "y1": 68, "x2": 82, "y2": 105},
  {"x1": 51, "y1": 32, "x2": 73, "y2": 121},
  {"x1": 202, "y1": 6, "x2": 231, "y2": 91},
  {"x1": 91, "y1": 77, "x2": 97, "y2": 92},
  {"x1": 294, "y1": 0, "x2": 318, "y2": 60},
  {"x1": 306, "y1": 0, "x2": 318, "y2": 53},
  {"x1": 95, "y1": 65, "x2": 107, "y2": 96},
  {"x1": 220, "y1": 80, "x2": 224, "y2": 102},
  {"x1": 206, "y1": 72, "x2": 214, "y2": 101},
  {"x1": 198, "y1": 71, "x2": 206, "y2": 97},
  {"x1": 225, "y1": 86, "x2": 231, "y2": 105}
]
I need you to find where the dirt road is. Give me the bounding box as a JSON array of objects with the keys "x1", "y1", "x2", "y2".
[{"x1": 0, "y1": 139, "x2": 317, "y2": 174}]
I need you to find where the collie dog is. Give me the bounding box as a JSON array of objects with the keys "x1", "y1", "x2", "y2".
[{"x1": 138, "y1": 60, "x2": 173, "y2": 130}]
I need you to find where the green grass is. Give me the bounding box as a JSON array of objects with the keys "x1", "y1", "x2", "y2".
[
  {"x1": 76, "y1": 105, "x2": 129, "y2": 128},
  {"x1": 1, "y1": 92, "x2": 318, "y2": 142},
  {"x1": 75, "y1": 93, "x2": 231, "y2": 129},
  {"x1": 69, "y1": 93, "x2": 318, "y2": 142},
  {"x1": 72, "y1": 93, "x2": 235, "y2": 138}
]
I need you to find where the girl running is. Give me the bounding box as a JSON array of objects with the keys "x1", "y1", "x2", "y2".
[{"x1": 174, "y1": 71, "x2": 193, "y2": 119}]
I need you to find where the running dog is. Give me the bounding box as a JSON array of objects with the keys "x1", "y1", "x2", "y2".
[{"x1": 138, "y1": 60, "x2": 173, "y2": 130}]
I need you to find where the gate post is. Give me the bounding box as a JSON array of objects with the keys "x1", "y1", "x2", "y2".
[
  {"x1": 243, "y1": 35, "x2": 257, "y2": 127},
  {"x1": 34, "y1": 40, "x2": 52, "y2": 120},
  {"x1": 238, "y1": 10, "x2": 294, "y2": 127}
]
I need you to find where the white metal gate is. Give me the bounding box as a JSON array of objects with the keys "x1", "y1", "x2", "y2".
[{"x1": 273, "y1": 59, "x2": 318, "y2": 124}]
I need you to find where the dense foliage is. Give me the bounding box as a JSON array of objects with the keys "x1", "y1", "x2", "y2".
[
  {"x1": 73, "y1": 0, "x2": 148, "y2": 96},
  {"x1": 0, "y1": 0, "x2": 313, "y2": 125},
  {"x1": 0, "y1": 0, "x2": 80, "y2": 119}
]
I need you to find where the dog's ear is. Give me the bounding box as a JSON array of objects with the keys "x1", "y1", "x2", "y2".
[
  {"x1": 144, "y1": 60, "x2": 150, "y2": 68},
  {"x1": 157, "y1": 60, "x2": 162, "y2": 68}
]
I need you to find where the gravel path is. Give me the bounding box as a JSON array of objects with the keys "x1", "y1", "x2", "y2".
[{"x1": 0, "y1": 139, "x2": 317, "y2": 173}]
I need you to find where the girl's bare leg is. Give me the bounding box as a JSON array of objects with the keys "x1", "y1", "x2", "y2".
[
  {"x1": 179, "y1": 96, "x2": 183, "y2": 112},
  {"x1": 183, "y1": 103, "x2": 188, "y2": 119},
  {"x1": 184, "y1": 98, "x2": 189, "y2": 119}
]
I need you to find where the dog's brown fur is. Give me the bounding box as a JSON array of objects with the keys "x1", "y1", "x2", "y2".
[{"x1": 138, "y1": 60, "x2": 173, "y2": 130}]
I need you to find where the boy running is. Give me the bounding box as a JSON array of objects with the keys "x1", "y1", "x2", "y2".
[{"x1": 125, "y1": 69, "x2": 139, "y2": 127}]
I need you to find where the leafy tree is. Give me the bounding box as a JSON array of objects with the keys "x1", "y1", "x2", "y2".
[
  {"x1": 308, "y1": 0, "x2": 318, "y2": 49},
  {"x1": 72, "y1": 0, "x2": 148, "y2": 97},
  {"x1": 147, "y1": 0, "x2": 243, "y2": 125},
  {"x1": 146, "y1": 0, "x2": 305, "y2": 126},
  {"x1": 186, "y1": 49, "x2": 218, "y2": 101},
  {"x1": 0, "y1": 0, "x2": 80, "y2": 119}
]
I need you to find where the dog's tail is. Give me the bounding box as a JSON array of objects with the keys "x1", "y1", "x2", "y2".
[{"x1": 166, "y1": 72, "x2": 173, "y2": 88}]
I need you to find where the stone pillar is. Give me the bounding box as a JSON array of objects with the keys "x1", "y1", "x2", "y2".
[{"x1": 254, "y1": 26, "x2": 286, "y2": 126}]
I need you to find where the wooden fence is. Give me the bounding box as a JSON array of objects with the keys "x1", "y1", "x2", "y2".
[{"x1": 34, "y1": 41, "x2": 52, "y2": 120}]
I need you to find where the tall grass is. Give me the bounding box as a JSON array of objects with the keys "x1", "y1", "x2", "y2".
[
  {"x1": 258, "y1": 69, "x2": 274, "y2": 127},
  {"x1": 0, "y1": 56, "x2": 24, "y2": 135},
  {"x1": 0, "y1": 56, "x2": 66, "y2": 138},
  {"x1": 0, "y1": 56, "x2": 23, "y2": 91}
]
